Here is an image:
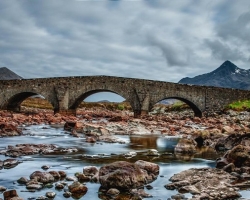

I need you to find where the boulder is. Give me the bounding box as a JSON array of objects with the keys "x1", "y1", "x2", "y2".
[
  {"x1": 3, "y1": 190, "x2": 23, "y2": 200},
  {"x1": 174, "y1": 138, "x2": 196, "y2": 154},
  {"x1": 165, "y1": 168, "x2": 241, "y2": 199},
  {"x1": 68, "y1": 181, "x2": 88, "y2": 199},
  {"x1": 29, "y1": 171, "x2": 55, "y2": 183},
  {"x1": 99, "y1": 160, "x2": 159, "y2": 190}
]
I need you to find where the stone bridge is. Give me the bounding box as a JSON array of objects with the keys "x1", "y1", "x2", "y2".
[{"x1": 0, "y1": 76, "x2": 250, "y2": 117}]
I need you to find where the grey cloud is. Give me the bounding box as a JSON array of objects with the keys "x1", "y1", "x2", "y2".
[
  {"x1": 216, "y1": 11, "x2": 250, "y2": 43},
  {"x1": 204, "y1": 39, "x2": 246, "y2": 61},
  {"x1": 147, "y1": 34, "x2": 189, "y2": 67},
  {"x1": 0, "y1": 0, "x2": 250, "y2": 85}
]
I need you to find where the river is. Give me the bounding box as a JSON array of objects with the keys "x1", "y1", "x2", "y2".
[{"x1": 0, "y1": 124, "x2": 250, "y2": 199}]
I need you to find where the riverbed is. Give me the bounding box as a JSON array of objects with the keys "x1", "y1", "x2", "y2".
[{"x1": 0, "y1": 124, "x2": 249, "y2": 199}]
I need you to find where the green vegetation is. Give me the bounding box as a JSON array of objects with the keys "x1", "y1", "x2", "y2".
[
  {"x1": 21, "y1": 97, "x2": 53, "y2": 109},
  {"x1": 22, "y1": 98, "x2": 132, "y2": 111},
  {"x1": 170, "y1": 101, "x2": 189, "y2": 111},
  {"x1": 225, "y1": 100, "x2": 250, "y2": 111}
]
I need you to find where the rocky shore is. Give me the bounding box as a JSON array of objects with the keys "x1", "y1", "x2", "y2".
[{"x1": 0, "y1": 107, "x2": 250, "y2": 199}]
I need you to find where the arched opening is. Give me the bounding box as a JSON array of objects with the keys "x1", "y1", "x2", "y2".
[
  {"x1": 7, "y1": 92, "x2": 54, "y2": 113},
  {"x1": 150, "y1": 97, "x2": 202, "y2": 117},
  {"x1": 70, "y1": 90, "x2": 133, "y2": 117}
]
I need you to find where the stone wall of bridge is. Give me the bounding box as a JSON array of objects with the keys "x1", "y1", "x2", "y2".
[{"x1": 0, "y1": 76, "x2": 250, "y2": 117}]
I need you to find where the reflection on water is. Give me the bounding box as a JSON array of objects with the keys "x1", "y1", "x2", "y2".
[{"x1": 0, "y1": 125, "x2": 249, "y2": 199}]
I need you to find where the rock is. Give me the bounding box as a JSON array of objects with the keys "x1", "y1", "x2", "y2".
[
  {"x1": 192, "y1": 130, "x2": 210, "y2": 147},
  {"x1": 134, "y1": 160, "x2": 159, "y2": 177},
  {"x1": 2, "y1": 144, "x2": 57, "y2": 157},
  {"x1": 70, "y1": 129, "x2": 80, "y2": 137},
  {"x1": 0, "y1": 160, "x2": 3, "y2": 170},
  {"x1": 49, "y1": 171, "x2": 61, "y2": 179},
  {"x1": 66, "y1": 176, "x2": 78, "y2": 182},
  {"x1": 124, "y1": 151, "x2": 137, "y2": 158},
  {"x1": 17, "y1": 177, "x2": 29, "y2": 184},
  {"x1": 171, "y1": 193, "x2": 186, "y2": 200},
  {"x1": 215, "y1": 133, "x2": 250, "y2": 151},
  {"x1": 75, "y1": 173, "x2": 91, "y2": 182},
  {"x1": 29, "y1": 171, "x2": 55, "y2": 183},
  {"x1": 86, "y1": 136, "x2": 96, "y2": 143},
  {"x1": 165, "y1": 168, "x2": 241, "y2": 199},
  {"x1": 46, "y1": 191, "x2": 56, "y2": 198},
  {"x1": 99, "y1": 160, "x2": 159, "y2": 190},
  {"x1": 226, "y1": 145, "x2": 250, "y2": 167},
  {"x1": 0, "y1": 186, "x2": 7, "y2": 192},
  {"x1": 64, "y1": 121, "x2": 84, "y2": 132},
  {"x1": 174, "y1": 138, "x2": 196, "y2": 154},
  {"x1": 68, "y1": 181, "x2": 88, "y2": 198},
  {"x1": 55, "y1": 183, "x2": 65, "y2": 190},
  {"x1": 35, "y1": 196, "x2": 48, "y2": 200},
  {"x1": 146, "y1": 149, "x2": 159, "y2": 156},
  {"x1": 222, "y1": 125, "x2": 234, "y2": 134},
  {"x1": 58, "y1": 171, "x2": 67, "y2": 177},
  {"x1": 222, "y1": 163, "x2": 235, "y2": 173},
  {"x1": 41, "y1": 165, "x2": 50, "y2": 170},
  {"x1": 26, "y1": 183, "x2": 43, "y2": 190},
  {"x1": 3, "y1": 159, "x2": 20, "y2": 169},
  {"x1": 106, "y1": 188, "x2": 120, "y2": 196},
  {"x1": 63, "y1": 191, "x2": 72, "y2": 198},
  {"x1": 3, "y1": 190, "x2": 23, "y2": 200},
  {"x1": 83, "y1": 166, "x2": 99, "y2": 177},
  {"x1": 130, "y1": 188, "x2": 152, "y2": 198}
]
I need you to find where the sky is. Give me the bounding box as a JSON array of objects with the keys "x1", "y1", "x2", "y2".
[{"x1": 1, "y1": 0, "x2": 250, "y2": 101}]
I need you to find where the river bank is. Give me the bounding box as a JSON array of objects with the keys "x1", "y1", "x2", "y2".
[{"x1": 0, "y1": 107, "x2": 250, "y2": 199}]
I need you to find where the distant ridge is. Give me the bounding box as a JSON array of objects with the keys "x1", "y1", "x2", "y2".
[
  {"x1": 0, "y1": 67, "x2": 23, "y2": 80},
  {"x1": 179, "y1": 60, "x2": 250, "y2": 90}
]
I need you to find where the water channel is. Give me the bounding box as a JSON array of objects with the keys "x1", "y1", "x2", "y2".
[{"x1": 0, "y1": 124, "x2": 250, "y2": 199}]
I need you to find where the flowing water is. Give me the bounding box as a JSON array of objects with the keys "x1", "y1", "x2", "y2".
[{"x1": 0, "y1": 124, "x2": 249, "y2": 199}]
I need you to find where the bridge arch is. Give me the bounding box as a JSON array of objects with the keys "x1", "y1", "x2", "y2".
[
  {"x1": 6, "y1": 91, "x2": 57, "y2": 113},
  {"x1": 151, "y1": 96, "x2": 202, "y2": 117},
  {"x1": 69, "y1": 89, "x2": 134, "y2": 112}
]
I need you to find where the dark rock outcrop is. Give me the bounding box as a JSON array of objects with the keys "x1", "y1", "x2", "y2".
[{"x1": 179, "y1": 60, "x2": 250, "y2": 90}]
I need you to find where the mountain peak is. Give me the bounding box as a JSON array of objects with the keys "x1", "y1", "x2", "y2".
[
  {"x1": 215, "y1": 60, "x2": 237, "y2": 72},
  {"x1": 0, "y1": 67, "x2": 23, "y2": 80},
  {"x1": 179, "y1": 61, "x2": 250, "y2": 90}
]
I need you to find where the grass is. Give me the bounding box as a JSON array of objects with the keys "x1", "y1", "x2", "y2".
[
  {"x1": 21, "y1": 97, "x2": 132, "y2": 111},
  {"x1": 21, "y1": 97, "x2": 53, "y2": 110},
  {"x1": 21, "y1": 97, "x2": 250, "y2": 112},
  {"x1": 225, "y1": 100, "x2": 250, "y2": 111}
]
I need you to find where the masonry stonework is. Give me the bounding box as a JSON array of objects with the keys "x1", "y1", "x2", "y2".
[{"x1": 0, "y1": 76, "x2": 250, "y2": 117}]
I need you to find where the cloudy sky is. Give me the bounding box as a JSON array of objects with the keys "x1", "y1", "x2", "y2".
[{"x1": 1, "y1": 0, "x2": 250, "y2": 85}]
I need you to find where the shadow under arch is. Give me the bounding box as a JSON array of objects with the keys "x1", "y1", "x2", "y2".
[
  {"x1": 7, "y1": 92, "x2": 56, "y2": 113},
  {"x1": 152, "y1": 97, "x2": 202, "y2": 117},
  {"x1": 69, "y1": 89, "x2": 132, "y2": 111}
]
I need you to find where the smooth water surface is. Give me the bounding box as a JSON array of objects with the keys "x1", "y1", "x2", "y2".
[{"x1": 0, "y1": 124, "x2": 249, "y2": 199}]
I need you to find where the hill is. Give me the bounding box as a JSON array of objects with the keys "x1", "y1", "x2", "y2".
[
  {"x1": 179, "y1": 61, "x2": 250, "y2": 90},
  {"x1": 0, "y1": 67, "x2": 23, "y2": 80}
]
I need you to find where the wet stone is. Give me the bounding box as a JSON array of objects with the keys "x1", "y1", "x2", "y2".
[
  {"x1": 45, "y1": 191, "x2": 56, "y2": 198},
  {"x1": 17, "y1": 177, "x2": 29, "y2": 184}
]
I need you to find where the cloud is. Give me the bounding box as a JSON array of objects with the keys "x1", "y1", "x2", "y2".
[
  {"x1": 147, "y1": 34, "x2": 189, "y2": 67},
  {"x1": 0, "y1": 0, "x2": 250, "y2": 85},
  {"x1": 204, "y1": 39, "x2": 246, "y2": 61}
]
